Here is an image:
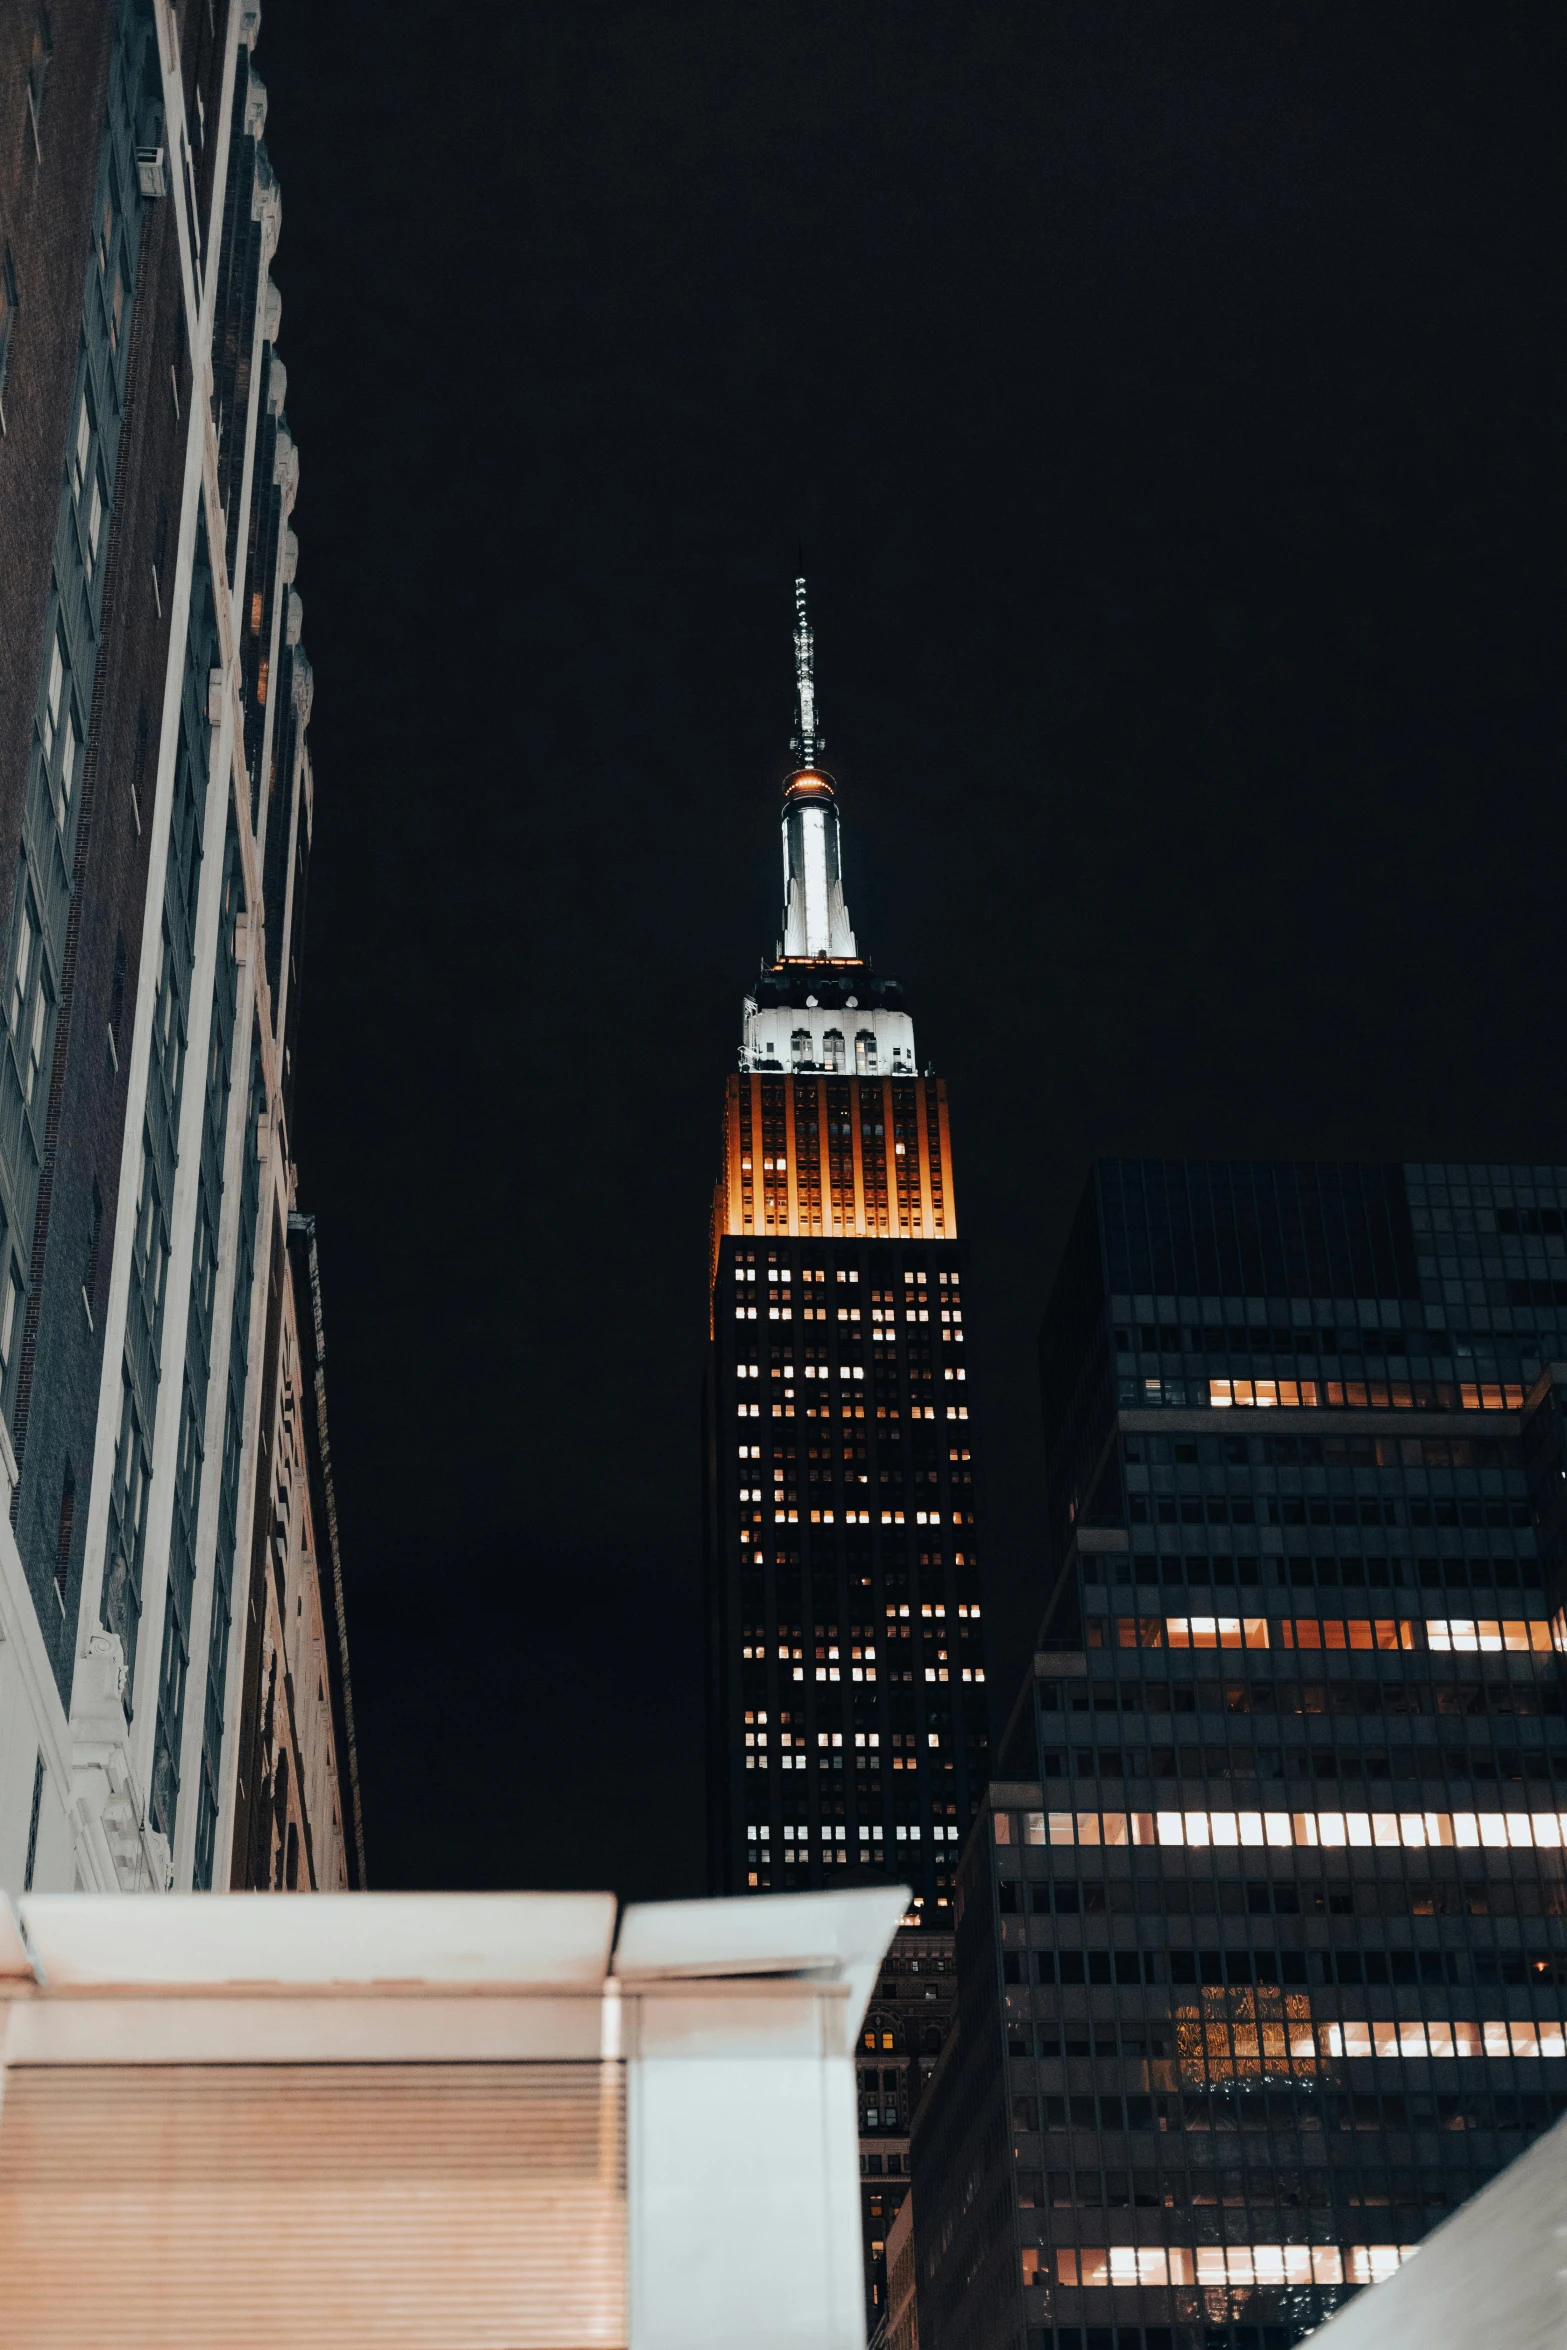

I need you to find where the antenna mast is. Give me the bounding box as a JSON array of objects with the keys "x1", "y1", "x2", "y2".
[{"x1": 790, "y1": 576, "x2": 822, "y2": 770}]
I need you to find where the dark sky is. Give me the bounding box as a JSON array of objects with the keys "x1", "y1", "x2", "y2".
[{"x1": 259, "y1": 5, "x2": 1566, "y2": 1895}]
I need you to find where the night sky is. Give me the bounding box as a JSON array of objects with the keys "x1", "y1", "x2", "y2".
[{"x1": 258, "y1": 5, "x2": 1566, "y2": 1896}]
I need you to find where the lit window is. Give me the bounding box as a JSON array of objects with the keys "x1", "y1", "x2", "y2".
[
  {"x1": 1012, "y1": 1805, "x2": 1567, "y2": 1856},
  {"x1": 1275, "y1": 1618, "x2": 1413, "y2": 1653},
  {"x1": 1054, "y1": 2248, "x2": 1414, "y2": 2290},
  {"x1": 1425, "y1": 1617, "x2": 1550, "y2": 1654},
  {"x1": 1162, "y1": 1616, "x2": 1270, "y2": 1651}
]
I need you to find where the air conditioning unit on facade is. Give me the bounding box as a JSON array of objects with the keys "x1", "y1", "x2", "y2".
[{"x1": 135, "y1": 145, "x2": 166, "y2": 198}]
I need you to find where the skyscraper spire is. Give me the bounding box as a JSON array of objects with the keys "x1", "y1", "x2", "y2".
[
  {"x1": 777, "y1": 575, "x2": 856, "y2": 964},
  {"x1": 790, "y1": 575, "x2": 822, "y2": 772},
  {"x1": 740, "y1": 576, "x2": 919, "y2": 1072}
]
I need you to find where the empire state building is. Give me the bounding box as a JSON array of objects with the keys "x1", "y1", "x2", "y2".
[{"x1": 703, "y1": 584, "x2": 991, "y2": 1929}]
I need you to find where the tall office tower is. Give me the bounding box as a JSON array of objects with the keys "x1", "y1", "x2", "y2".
[
  {"x1": 913, "y1": 1162, "x2": 1567, "y2": 2350},
  {"x1": 0, "y1": 2, "x2": 362, "y2": 1898},
  {"x1": 703, "y1": 584, "x2": 990, "y2": 2316}
]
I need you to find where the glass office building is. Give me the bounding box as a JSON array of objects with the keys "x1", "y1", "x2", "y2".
[{"x1": 912, "y1": 1162, "x2": 1567, "y2": 2350}]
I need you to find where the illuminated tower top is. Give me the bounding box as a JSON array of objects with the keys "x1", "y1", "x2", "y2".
[
  {"x1": 742, "y1": 580, "x2": 917, "y2": 1077},
  {"x1": 780, "y1": 578, "x2": 858, "y2": 961}
]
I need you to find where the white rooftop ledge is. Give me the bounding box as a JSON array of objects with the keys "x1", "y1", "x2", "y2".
[
  {"x1": 13, "y1": 1891, "x2": 618, "y2": 1989},
  {"x1": 616, "y1": 1885, "x2": 906, "y2": 2024}
]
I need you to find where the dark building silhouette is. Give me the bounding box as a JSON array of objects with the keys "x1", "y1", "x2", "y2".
[
  {"x1": 913, "y1": 1160, "x2": 1566, "y2": 2350},
  {"x1": 858, "y1": 1932, "x2": 957, "y2": 2331}
]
